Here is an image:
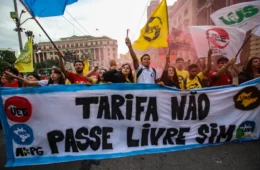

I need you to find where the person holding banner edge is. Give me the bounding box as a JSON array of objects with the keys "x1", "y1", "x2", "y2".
[{"x1": 4, "y1": 67, "x2": 65, "y2": 86}]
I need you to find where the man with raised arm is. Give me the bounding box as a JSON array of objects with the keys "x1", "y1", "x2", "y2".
[{"x1": 125, "y1": 37, "x2": 159, "y2": 84}]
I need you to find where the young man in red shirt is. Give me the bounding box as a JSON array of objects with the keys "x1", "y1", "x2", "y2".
[
  {"x1": 210, "y1": 57, "x2": 236, "y2": 87},
  {"x1": 59, "y1": 53, "x2": 97, "y2": 84},
  {"x1": 3, "y1": 66, "x2": 21, "y2": 88}
]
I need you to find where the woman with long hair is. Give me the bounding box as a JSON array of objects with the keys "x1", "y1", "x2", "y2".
[
  {"x1": 158, "y1": 54, "x2": 180, "y2": 89},
  {"x1": 86, "y1": 68, "x2": 108, "y2": 84},
  {"x1": 239, "y1": 57, "x2": 260, "y2": 84},
  {"x1": 4, "y1": 68, "x2": 65, "y2": 86},
  {"x1": 103, "y1": 63, "x2": 134, "y2": 83}
]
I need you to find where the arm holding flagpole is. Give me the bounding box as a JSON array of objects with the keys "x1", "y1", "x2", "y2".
[
  {"x1": 202, "y1": 49, "x2": 212, "y2": 76},
  {"x1": 58, "y1": 52, "x2": 69, "y2": 77},
  {"x1": 125, "y1": 37, "x2": 139, "y2": 70}
]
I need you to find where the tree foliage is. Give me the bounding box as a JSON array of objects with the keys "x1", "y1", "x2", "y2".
[
  {"x1": 0, "y1": 50, "x2": 17, "y2": 74},
  {"x1": 35, "y1": 59, "x2": 59, "y2": 71}
]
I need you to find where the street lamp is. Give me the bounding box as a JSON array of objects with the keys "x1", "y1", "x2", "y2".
[{"x1": 10, "y1": 3, "x2": 33, "y2": 53}]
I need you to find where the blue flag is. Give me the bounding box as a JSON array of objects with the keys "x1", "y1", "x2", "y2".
[{"x1": 23, "y1": 0, "x2": 78, "y2": 17}]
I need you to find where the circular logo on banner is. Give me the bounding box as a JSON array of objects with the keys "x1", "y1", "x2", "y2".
[
  {"x1": 233, "y1": 86, "x2": 260, "y2": 111},
  {"x1": 144, "y1": 17, "x2": 162, "y2": 42},
  {"x1": 206, "y1": 28, "x2": 230, "y2": 49},
  {"x1": 4, "y1": 96, "x2": 32, "y2": 122},
  {"x1": 236, "y1": 121, "x2": 256, "y2": 139},
  {"x1": 10, "y1": 124, "x2": 34, "y2": 145}
]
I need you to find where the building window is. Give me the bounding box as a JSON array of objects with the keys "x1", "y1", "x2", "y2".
[
  {"x1": 112, "y1": 48, "x2": 115, "y2": 52},
  {"x1": 107, "y1": 48, "x2": 110, "y2": 51},
  {"x1": 50, "y1": 52, "x2": 53, "y2": 55},
  {"x1": 66, "y1": 44, "x2": 70, "y2": 47},
  {"x1": 80, "y1": 43, "x2": 83, "y2": 46}
]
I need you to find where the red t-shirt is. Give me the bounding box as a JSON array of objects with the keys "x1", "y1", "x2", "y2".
[
  {"x1": 209, "y1": 70, "x2": 233, "y2": 87},
  {"x1": 67, "y1": 72, "x2": 88, "y2": 84},
  {"x1": 4, "y1": 80, "x2": 20, "y2": 88}
]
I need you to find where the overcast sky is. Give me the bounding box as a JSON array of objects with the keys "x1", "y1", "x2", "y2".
[{"x1": 0, "y1": 0, "x2": 177, "y2": 56}]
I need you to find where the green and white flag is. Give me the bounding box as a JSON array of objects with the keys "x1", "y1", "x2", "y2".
[{"x1": 210, "y1": 1, "x2": 260, "y2": 32}]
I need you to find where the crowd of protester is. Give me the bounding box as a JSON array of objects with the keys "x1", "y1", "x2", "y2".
[
  {"x1": 0, "y1": 37, "x2": 260, "y2": 130},
  {"x1": 0, "y1": 37, "x2": 260, "y2": 90}
]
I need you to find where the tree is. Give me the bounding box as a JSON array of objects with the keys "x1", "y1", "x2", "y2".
[
  {"x1": 35, "y1": 59, "x2": 59, "y2": 71},
  {"x1": 0, "y1": 50, "x2": 16, "y2": 65},
  {"x1": 0, "y1": 50, "x2": 17, "y2": 74},
  {"x1": 0, "y1": 60, "x2": 10, "y2": 74}
]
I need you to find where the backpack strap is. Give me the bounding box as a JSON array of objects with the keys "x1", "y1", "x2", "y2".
[
  {"x1": 184, "y1": 76, "x2": 202, "y2": 90},
  {"x1": 196, "y1": 75, "x2": 202, "y2": 87},
  {"x1": 136, "y1": 68, "x2": 144, "y2": 80},
  {"x1": 136, "y1": 67, "x2": 157, "y2": 81},
  {"x1": 152, "y1": 68, "x2": 157, "y2": 80},
  {"x1": 183, "y1": 78, "x2": 187, "y2": 90}
]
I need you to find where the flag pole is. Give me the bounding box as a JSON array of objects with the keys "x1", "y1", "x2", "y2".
[
  {"x1": 235, "y1": 25, "x2": 260, "y2": 58},
  {"x1": 165, "y1": 0, "x2": 170, "y2": 56},
  {"x1": 19, "y1": 0, "x2": 63, "y2": 58}
]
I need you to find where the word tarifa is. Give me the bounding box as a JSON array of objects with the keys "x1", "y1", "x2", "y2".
[
  {"x1": 219, "y1": 5, "x2": 259, "y2": 25},
  {"x1": 75, "y1": 93, "x2": 210, "y2": 121}
]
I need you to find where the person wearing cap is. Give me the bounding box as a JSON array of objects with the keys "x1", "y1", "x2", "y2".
[
  {"x1": 125, "y1": 37, "x2": 159, "y2": 84},
  {"x1": 209, "y1": 56, "x2": 236, "y2": 87}
]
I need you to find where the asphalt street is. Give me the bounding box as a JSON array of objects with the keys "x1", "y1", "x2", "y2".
[{"x1": 0, "y1": 130, "x2": 260, "y2": 170}]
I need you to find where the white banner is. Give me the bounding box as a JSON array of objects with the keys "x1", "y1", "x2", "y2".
[
  {"x1": 210, "y1": 1, "x2": 260, "y2": 32},
  {"x1": 0, "y1": 80, "x2": 260, "y2": 167},
  {"x1": 189, "y1": 26, "x2": 246, "y2": 62}
]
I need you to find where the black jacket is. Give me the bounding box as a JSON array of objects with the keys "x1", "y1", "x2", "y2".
[
  {"x1": 238, "y1": 71, "x2": 254, "y2": 84},
  {"x1": 103, "y1": 69, "x2": 133, "y2": 83}
]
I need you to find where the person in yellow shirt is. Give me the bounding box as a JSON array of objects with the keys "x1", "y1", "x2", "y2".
[
  {"x1": 181, "y1": 49, "x2": 212, "y2": 90},
  {"x1": 175, "y1": 58, "x2": 189, "y2": 85}
]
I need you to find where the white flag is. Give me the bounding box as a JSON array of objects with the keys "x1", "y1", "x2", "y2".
[
  {"x1": 189, "y1": 26, "x2": 246, "y2": 63},
  {"x1": 253, "y1": 25, "x2": 260, "y2": 36},
  {"x1": 210, "y1": 1, "x2": 260, "y2": 32}
]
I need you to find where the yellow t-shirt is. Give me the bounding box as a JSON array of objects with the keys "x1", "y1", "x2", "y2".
[
  {"x1": 176, "y1": 69, "x2": 189, "y2": 85},
  {"x1": 92, "y1": 78, "x2": 105, "y2": 84},
  {"x1": 181, "y1": 72, "x2": 204, "y2": 90},
  {"x1": 65, "y1": 79, "x2": 71, "y2": 85}
]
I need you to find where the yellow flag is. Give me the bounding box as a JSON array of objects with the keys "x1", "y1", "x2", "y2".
[
  {"x1": 133, "y1": 0, "x2": 169, "y2": 50},
  {"x1": 15, "y1": 37, "x2": 34, "y2": 72},
  {"x1": 83, "y1": 59, "x2": 89, "y2": 74}
]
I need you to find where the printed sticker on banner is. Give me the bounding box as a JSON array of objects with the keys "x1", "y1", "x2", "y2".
[
  {"x1": 234, "y1": 86, "x2": 260, "y2": 110},
  {"x1": 4, "y1": 96, "x2": 32, "y2": 122},
  {"x1": 10, "y1": 124, "x2": 34, "y2": 145},
  {"x1": 236, "y1": 121, "x2": 256, "y2": 139}
]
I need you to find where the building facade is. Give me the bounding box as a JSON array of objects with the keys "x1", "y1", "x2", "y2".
[{"x1": 35, "y1": 35, "x2": 118, "y2": 69}]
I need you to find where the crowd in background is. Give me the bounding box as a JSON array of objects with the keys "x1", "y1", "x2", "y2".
[{"x1": 0, "y1": 37, "x2": 259, "y2": 90}]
